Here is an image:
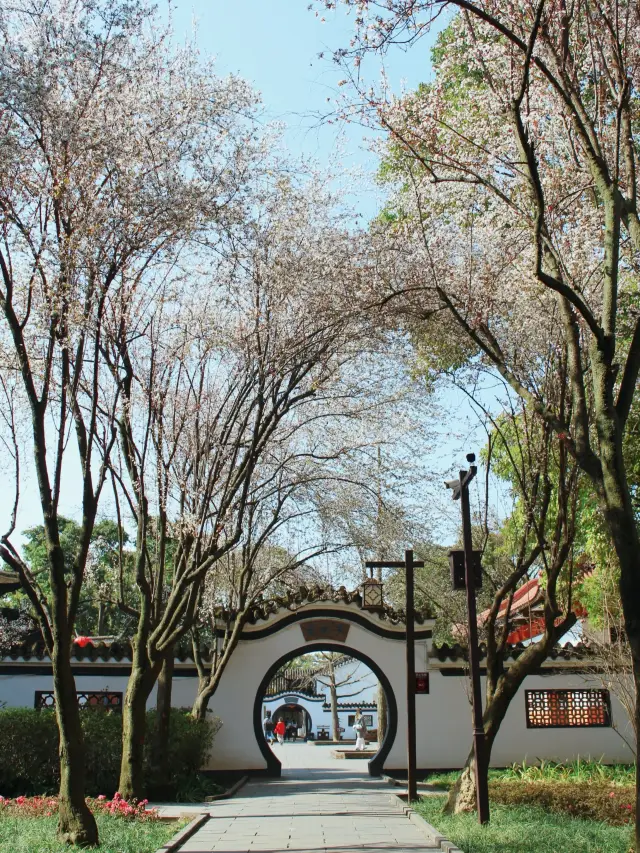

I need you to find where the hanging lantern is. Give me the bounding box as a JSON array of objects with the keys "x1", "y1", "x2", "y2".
[
  {"x1": 74, "y1": 636, "x2": 92, "y2": 648},
  {"x1": 361, "y1": 570, "x2": 384, "y2": 610}
]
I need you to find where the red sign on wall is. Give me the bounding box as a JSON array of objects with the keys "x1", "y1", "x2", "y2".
[{"x1": 415, "y1": 673, "x2": 430, "y2": 694}]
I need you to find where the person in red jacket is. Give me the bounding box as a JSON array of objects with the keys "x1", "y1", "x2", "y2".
[{"x1": 274, "y1": 717, "x2": 286, "y2": 745}]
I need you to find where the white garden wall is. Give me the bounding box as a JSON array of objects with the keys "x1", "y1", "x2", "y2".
[{"x1": 0, "y1": 599, "x2": 633, "y2": 774}]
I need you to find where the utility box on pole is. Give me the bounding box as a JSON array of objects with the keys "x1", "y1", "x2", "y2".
[{"x1": 449, "y1": 550, "x2": 483, "y2": 590}]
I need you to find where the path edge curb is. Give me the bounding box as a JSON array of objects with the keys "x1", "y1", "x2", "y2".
[
  {"x1": 205, "y1": 774, "x2": 249, "y2": 801},
  {"x1": 387, "y1": 790, "x2": 464, "y2": 853},
  {"x1": 153, "y1": 812, "x2": 209, "y2": 853}
]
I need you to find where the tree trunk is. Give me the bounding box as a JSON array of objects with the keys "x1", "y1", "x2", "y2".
[
  {"x1": 445, "y1": 708, "x2": 500, "y2": 815},
  {"x1": 377, "y1": 681, "x2": 387, "y2": 742},
  {"x1": 591, "y1": 394, "x2": 640, "y2": 850},
  {"x1": 601, "y1": 498, "x2": 640, "y2": 851},
  {"x1": 330, "y1": 683, "x2": 340, "y2": 741},
  {"x1": 97, "y1": 601, "x2": 106, "y2": 636},
  {"x1": 191, "y1": 658, "x2": 225, "y2": 721},
  {"x1": 634, "y1": 664, "x2": 640, "y2": 853},
  {"x1": 52, "y1": 645, "x2": 99, "y2": 846},
  {"x1": 191, "y1": 620, "x2": 245, "y2": 720},
  {"x1": 446, "y1": 744, "x2": 478, "y2": 814},
  {"x1": 445, "y1": 672, "x2": 522, "y2": 814},
  {"x1": 191, "y1": 688, "x2": 210, "y2": 722},
  {"x1": 118, "y1": 644, "x2": 161, "y2": 800},
  {"x1": 152, "y1": 652, "x2": 174, "y2": 797}
]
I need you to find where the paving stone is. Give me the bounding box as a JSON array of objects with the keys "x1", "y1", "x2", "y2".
[{"x1": 168, "y1": 743, "x2": 448, "y2": 853}]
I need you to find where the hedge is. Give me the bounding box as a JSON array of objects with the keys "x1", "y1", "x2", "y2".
[{"x1": 0, "y1": 707, "x2": 220, "y2": 798}]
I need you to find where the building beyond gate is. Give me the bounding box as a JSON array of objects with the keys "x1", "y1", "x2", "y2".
[{"x1": 0, "y1": 586, "x2": 634, "y2": 775}]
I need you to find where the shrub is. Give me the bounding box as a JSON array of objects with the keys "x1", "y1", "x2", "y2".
[
  {"x1": 144, "y1": 710, "x2": 221, "y2": 800},
  {"x1": 81, "y1": 708, "x2": 124, "y2": 796},
  {"x1": 489, "y1": 780, "x2": 636, "y2": 826},
  {"x1": 0, "y1": 708, "x2": 59, "y2": 795},
  {"x1": 144, "y1": 710, "x2": 219, "y2": 786},
  {"x1": 0, "y1": 707, "x2": 221, "y2": 799}
]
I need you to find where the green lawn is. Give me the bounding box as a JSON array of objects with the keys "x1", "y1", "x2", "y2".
[
  {"x1": 0, "y1": 814, "x2": 184, "y2": 853},
  {"x1": 416, "y1": 796, "x2": 634, "y2": 853}
]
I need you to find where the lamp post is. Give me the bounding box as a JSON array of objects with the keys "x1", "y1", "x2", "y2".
[
  {"x1": 445, "y1": 454, "x2": 490, "y2": 825},
  {"x1": 365, "y1": 550, "x2": 424, "y2": 802}
]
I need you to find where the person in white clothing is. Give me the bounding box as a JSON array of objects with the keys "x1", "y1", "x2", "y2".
[{"x1": 353, "y1": 709, "x2": 367, "y2": 751}]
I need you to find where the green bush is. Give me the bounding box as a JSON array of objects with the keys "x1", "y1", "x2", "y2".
[
  {"x1": 144, "y1": 710, "x2": 221, "y2": 800},
  {"x1": 81, "y1": 708, "x2": 125, "y2": 796},
  {"x1": 0, "y1": 708, "x2": 59, "y2": 796},
  {"x1": 0, "y1": 707, "x2": 220, "y2": 799}
]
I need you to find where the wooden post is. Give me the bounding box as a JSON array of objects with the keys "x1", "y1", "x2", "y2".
[
  {"x1": 365, "y1": 554, "x2": 423, "y2": 800},
  {"x1": 405, "y1": 549, "x2": 417, "y2": 803},
  {"x1": 460, "y1": 468, "x2": 490, "y2": 825}
]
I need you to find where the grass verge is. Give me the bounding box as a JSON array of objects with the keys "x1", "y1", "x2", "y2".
[
  {"x1": 0, "y1": 813, "x2": 186, "y2": 853},
  {"x1": 415, "y1": 795, "x2": 633, "y2": 853},
  {"x1": 424, "y1": 760, "x2": 635, "y2": 788}
]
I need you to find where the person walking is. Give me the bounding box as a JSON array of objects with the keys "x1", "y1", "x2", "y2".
[
  {"x1": 263, "y1": 713, "x2": 274, "y2": 744},
  {"x1": 274, "y1": 717, "x2": 286, "y2": 745},
  {"x1": 353, "y1": 709, "x2": 368, "y2": 751}
]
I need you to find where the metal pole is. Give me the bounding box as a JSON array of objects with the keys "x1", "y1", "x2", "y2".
[
  {"x1": 460, "y1": 469, "x2": 490, "y2": 824},
  {"x1": 405, "y1": 548, "x2": 417, "y2": 802}
]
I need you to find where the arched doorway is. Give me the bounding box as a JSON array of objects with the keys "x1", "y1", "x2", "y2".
[
  {"x1": 269, "y1": 703, "x2": 312, "y2": 739},
  {"x1": 253, "y1": 642, "x2": 398, "y2": 777}
]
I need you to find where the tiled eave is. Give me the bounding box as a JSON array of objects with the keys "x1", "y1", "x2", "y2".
[
  {"x1": 263, "y1": 691, "x2": 327, "y2": 704},
  {"x1": 429, "y1": 641, "x2": 602, "y2": 672},
  {"x1": 322, "y1": 701, "x2": 377, "y2": 711}
]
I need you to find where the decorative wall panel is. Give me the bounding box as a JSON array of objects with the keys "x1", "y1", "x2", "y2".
[
  {"x1": 34, "y1": 690, "x2": 123, "y2": 711},
  {"x1": 525, "y1": 689, "x2": 611, "y2": 728}
]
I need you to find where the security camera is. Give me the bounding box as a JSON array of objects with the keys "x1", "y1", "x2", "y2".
[
  {"x1": 444, "y1": 478, "x2": 462, "y2": 500},
  {"x1": 466, "y1": 453, "x2": 476, "y2": 464}
]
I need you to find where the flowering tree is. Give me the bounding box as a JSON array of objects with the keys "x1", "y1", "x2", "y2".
[
  {"x1": 107, "y1": 174, "x2": 373, "y2": 798},
  {"x1": 193, "y1": 441, "x2": 338, "y2": 719},
  {"x1": 322, "y1": 0, "x2": 640, "y2": 837},
  {"x1": 0, "y1": 0, "x2": 260, "y2": 842}
]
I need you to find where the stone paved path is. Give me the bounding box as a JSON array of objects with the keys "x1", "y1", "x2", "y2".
[{"x1": 177, "y1": 745, "x2": 438, "y2": 852}]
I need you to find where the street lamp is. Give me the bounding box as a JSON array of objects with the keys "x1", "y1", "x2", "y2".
[
  {"x1": 366, "y1": 550, "x2": 424, "y2": 802},
  {"x1": 361, "y1": 568, "x2": 384, "y2": 610},
  {"x1": 446, "y1": 453, "x2": 490, "y2": 825}
]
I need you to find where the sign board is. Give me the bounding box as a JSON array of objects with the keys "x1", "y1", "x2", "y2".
[
  {"x1": 300, "y1": 619, "x2": 350, "y2": 642},
  {"x1": 415, "y1": 672, "x2": 430, "y2": 694}
]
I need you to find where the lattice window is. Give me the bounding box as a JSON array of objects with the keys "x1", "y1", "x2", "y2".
[
  {"x1": 35, "y1": 691, "x2": 123, "y2": 711},
  {"x1": 525, "y1": 689, "x2": 611, "y2": 728},
  {"x1": 348, "y1": 714, "x2": 373, "y2": 727}
]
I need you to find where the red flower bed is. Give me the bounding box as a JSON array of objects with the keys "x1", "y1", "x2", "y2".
[{"x1": 0, "y1": 793, "x2": 159, "y2": 822}]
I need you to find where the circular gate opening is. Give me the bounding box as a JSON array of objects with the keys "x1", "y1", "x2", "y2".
[{"x1": 254, "y1": 642, "x2": 397, "y2": 777}]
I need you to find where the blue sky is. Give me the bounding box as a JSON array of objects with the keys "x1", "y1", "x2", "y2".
[{"x1": 168, "y1": 0, "x2": 443, "y2": 219}]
